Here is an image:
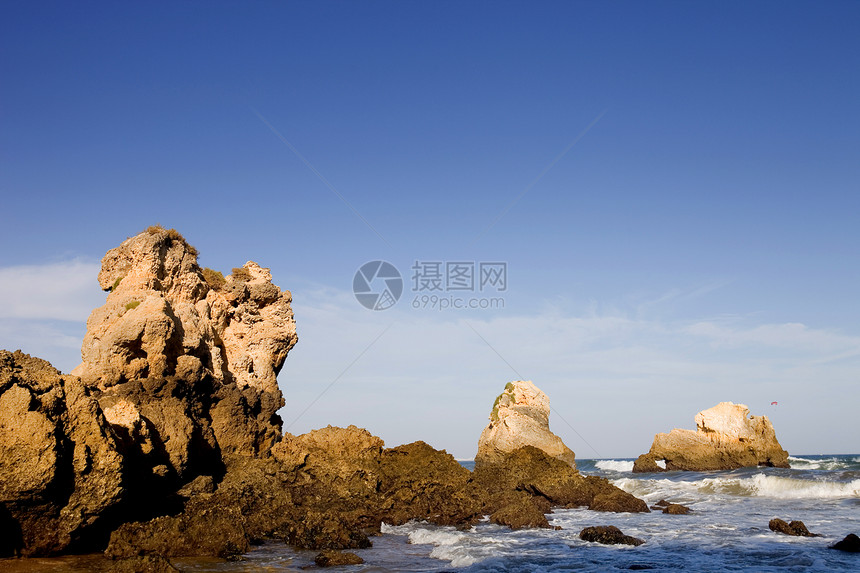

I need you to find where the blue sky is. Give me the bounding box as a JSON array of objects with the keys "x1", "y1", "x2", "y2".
[{"x1": 2, "y1": 1, "x2": 858, "y2": 458}]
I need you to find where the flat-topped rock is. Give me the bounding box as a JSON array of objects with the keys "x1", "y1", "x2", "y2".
[{"x1": 633, "y1": 402, "x2": 789, "y2": 472}]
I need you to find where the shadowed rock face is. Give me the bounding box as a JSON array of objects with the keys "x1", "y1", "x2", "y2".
[
  {"x1": 476, "y1": 380, "x2": 576, "y2": 469},
  {"x1": 0, "y1": 350, "x2": 125, "y2": 556},
  {"x1": 633, "y1": 402, "x2": 789, "y2": 472}
]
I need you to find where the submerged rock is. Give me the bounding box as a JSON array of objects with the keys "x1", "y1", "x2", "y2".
[
  {"x1": 829, "y1": 533, "x2": 860, "y2": 552},
  {"x1": 633, "y1": 402, "x2": 789, "y2": 472},
  {"x1": 579, "y1": 525, "x2": 644, "y2": 546},
  {"x1": 663, "y1": 503, "x2": 691, "y2": 515},
  {"x1": 476, "y1": 380, "x2": 576, "y2": 469}
]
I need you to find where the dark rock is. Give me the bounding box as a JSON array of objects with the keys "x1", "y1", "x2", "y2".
[
  {"x1": 489, "y1": 492, "x2": 551, "y2": 529},
  {"x1": 663, "y1": 503, "x2": 690, "y2": 514},
  {"x1": 653, "y1": 499, "x2": 670, "y2": 507},
  {"x1": 284, "y1": 511, "x2": 372, "y2": 551},
  {"x1": 315, "y1": 549, "x2": 365, "y2": 566},
  {"x1": 377, "y1": 441, "x2": 483, "y2": 527},
  {"x1": 0, "y1": 350, "x2": 126, "y2": 556},
  {"x1": 768, "y1": 518, "x2": 819, "y2": 537},
  {"x1": 473, "y1": 446, "x2": 649, "y2": 518},
  {"x1": 579, "y1": 525, "x2": 645, "y2": 546},
  {"x1": 105, "y1": 496, "x2": 250, "y2": 559},
  {"x1": 829, "y1": 533, "x2": 860, "y2": 552},
  {"x1": 588, "y1": 487, "x2": 650, "y2": 513}
]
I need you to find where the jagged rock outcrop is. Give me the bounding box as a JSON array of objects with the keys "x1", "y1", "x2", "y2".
[
  {"x1": 72, "y1": 226, "x2": 297, "y2": 458},
  {"x1": 476, "y1": 380, "x2": 576, "y2": 469},
  {"x1": 0, "y1": 350, "x2": 125, "y2": 556},
  {"x1": 633, "y1": 402, "x2": 790, "y2": 472}
]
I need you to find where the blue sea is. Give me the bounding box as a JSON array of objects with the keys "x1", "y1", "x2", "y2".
[{"x1": 3, "y1": 455, "x2": 858, "y2": 572}]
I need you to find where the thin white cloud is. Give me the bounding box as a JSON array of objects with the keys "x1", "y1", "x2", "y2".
[
  {"x1": 278, "y1": 284, "x2": 860, "y2": 458},
  {"x1": 0, "y1": 260, "x2": 103, "y2": 321}
]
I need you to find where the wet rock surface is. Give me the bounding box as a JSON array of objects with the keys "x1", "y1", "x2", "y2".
[
  {"x1": 579, "y1": 525, "x2": 645, "y2": 546},
  {"x1": 768, "y1": 518, "x2": 819, "y2": 537},
  {"x1": 314, "y1": 550, "x2": 365, "y2": 566}
]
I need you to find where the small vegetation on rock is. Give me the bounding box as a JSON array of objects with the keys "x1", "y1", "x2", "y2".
[
  {"x1": 231, "y1": 267, "x2": 252, "y2": 282},
  {"x1": 109, "y1": 276, "x2": 123, "y2": 292},
  {"x1": 202, "y1": 268, "x2": 226, "y2": 290},
  {"x1": 125, "y1": 301, "x2": 140, "y2": 310},
  {"x1": 144, "y1": 224, "x2": 199, "y2": 257}
]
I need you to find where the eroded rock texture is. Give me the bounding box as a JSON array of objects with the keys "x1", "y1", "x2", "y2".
[{"x1": 633, "y1": 402, "x2": 789, "y2": 472}]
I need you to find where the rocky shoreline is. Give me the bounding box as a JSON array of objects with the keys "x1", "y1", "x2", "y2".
[
  {"x1": 0, "y1": 228, "x2": 650, "y2": 569},
  {"x1": 2, "y1": 227, "x2": 855, "y2": 569}
]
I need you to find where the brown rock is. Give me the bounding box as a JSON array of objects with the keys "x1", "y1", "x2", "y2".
[
  {"x1": 72, "y1": 226, "x2": 298, "y2": 458},
  {"x1": 473, "y1": 446, "x2": 649, "y2": 522},
  {"x1": 109, "y1": 554, "x2": 180, "y2": 573},
  {"x1": 284, "y1": 511, "x2": 372, "y2": 551},
  {"x1": 579, "y1": 525, "x2": 645, "y2": 546},
  {"x1": 0, "y1": 350, "x2": 125, "y2": 556},
  {"x1": 377, "y1": 441, "x2": 483, "y2": 527},
  {"x1": 476, "y1": 381, "x2": 576, "y2": 469},
  {"x1": 768, "y1": 518, "x2": 819, "y2": 537},
  {"x1": 489, "y1": 492, "x2": 551, "y2": 529},
  {"x1": 104, "y1": 495, "x2": 250, "y2": 559},
  {"x1": 315, "y1": 550, "x2": 365, "y2": 566},
  {"x1": 633, "y1": 402, "x2": 790, "y2": 472},
  {"x1": 663, "y1": 503, "x2": 690, "y2": 514}
]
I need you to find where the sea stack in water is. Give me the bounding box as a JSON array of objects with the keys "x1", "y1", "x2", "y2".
[
  {"x1": 476, "y1": 380, "x2": 576, "y2": 468},
  {"x1": 633, "y1": 402, "x2": 789, "y2": 472}
]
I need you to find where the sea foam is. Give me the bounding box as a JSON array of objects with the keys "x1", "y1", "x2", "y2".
[{"x1": 595, "y1": 459, "x2": 635, "y2": 472}]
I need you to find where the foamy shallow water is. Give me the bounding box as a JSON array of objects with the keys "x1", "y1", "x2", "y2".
[{"x1": 1, "y1": 455, "x2": 857, "y2": 572}]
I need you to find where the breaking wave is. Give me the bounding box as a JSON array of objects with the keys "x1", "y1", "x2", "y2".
[
  {"x1": 614, "y1": 473, "x2": 860, "y2": 500},
  {"x1": 594, "y1": 459, "x2": 635, "y2": 473}
]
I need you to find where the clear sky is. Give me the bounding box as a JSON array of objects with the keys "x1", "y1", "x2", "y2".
[{"x1": 2, "y1": 1, "x2": 858, "y2": 458}]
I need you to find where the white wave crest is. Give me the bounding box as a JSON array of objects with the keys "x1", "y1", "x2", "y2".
[
  {"x1": 595, "y1": 459, "x2": 635, "y2": 473},
  {"x1": 701, "y1": 474, "x2": 860, "y2": 499},
  {"x1": 613, "y1": 473, "x2": 860, "y2": 502},
  {"x1": 381, "y1": 521, "x2": 484, "y2": 567}
]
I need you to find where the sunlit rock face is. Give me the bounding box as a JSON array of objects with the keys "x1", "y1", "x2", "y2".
[
  {"x1": 633, "y1": 401, "x2": 790, "y2": 472},
  {"x1": 476, "y1": 380, "x2": 577, "y2": 469}
]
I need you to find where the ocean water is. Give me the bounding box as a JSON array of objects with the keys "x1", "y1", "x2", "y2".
[{"x1": 2, "y1": 455, "x2": 857, "y2": 572}]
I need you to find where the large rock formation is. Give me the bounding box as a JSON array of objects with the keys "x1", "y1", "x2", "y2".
[
  {"x1": 1, "y1": 227, "x2": 300, "y2": 558},
  {"x1": 476, "y1": 380, "x2": 576, "y2": 469},
  {"x1": 633, "y1": 402, "x2": 790, "y2": 472},
  {"x1": 72, "y1": 226, "x2": 298, "y2": 461},
  {"x1": 0, "y1": 350, "x2": 125, "y2": 556}
]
